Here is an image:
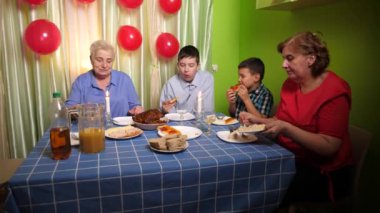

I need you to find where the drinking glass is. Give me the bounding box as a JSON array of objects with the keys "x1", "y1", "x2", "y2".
[
  {"x1": 203, "y1": 111, "x2": 216, "y2": 136},
  {"x1": 176, "y1": 103, "x2": 187, "y2": 124}
]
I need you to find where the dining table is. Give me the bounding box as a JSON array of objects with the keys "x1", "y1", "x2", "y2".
[{"x1": 5, "y1": 116, "x2": 295, "y2": 213}]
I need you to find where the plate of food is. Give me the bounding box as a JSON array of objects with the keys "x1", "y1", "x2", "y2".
[
  {"x1": 216, "y1": 130, "x2": 258, "y2": 143},
  {"x1": 148, "y1": 134, "x2": 189, "y2": 153},
  {"x1": 105, "y1": 126, "x2": 143, "y2": 139},
  {"x1": 132, "y1": 109, "x2": 168, "y2": 130},
  {"x1": 113, "y1": 116, "x2": 134, "y2": 126},
  {"x1": 157, "y1": 125, "x2": 202, "y2": 140},
  {"x1": 164, "y1": 112, "x2": 195, "y2": 121},
  {"x1": 236, "y1": 124, "x2": 266, "y2": 134},
  {"x1": 212, "y1": 116, "x2": 238, "y2": 125}
]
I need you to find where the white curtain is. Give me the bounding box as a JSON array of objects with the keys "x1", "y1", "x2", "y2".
[{"x1": 0, "y1": 0, "x2": 213, "y2": 159}]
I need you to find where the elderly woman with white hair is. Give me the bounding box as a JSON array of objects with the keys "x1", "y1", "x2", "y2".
[{"x1": 66, "y1": 40, "x2": 144, "y2": 116}]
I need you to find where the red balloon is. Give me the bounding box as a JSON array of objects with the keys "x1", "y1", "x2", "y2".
[
  {"x1": 24, "y1": 0, "x2": 47, "y2": 5},
  {"x1": 77, "y1": 0, "x2": 95, "y2": 3},
  {"x1": 156, "y1": 33, "x2": 179, "y2": 59},
  {"x1": 117, "y1": 25, "x2": 142, "y2": 51},
  {"x1": 159, "y1": 0, "x2": 181, "y2": 14},
  {"x1": 117, "y1": 0, "x2": 143, "y2": 9},
  {"x1": 24, "y1": 19, "x2": 61, "y2": 55}
]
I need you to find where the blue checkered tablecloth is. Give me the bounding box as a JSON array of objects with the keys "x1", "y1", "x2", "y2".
[{"x1": 6, "y1": 120, "x2": 295, "y2": 213}]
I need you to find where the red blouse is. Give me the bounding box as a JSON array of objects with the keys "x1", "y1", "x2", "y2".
[{"x1": 276, "y1": 71, "x2": 352, "y2": 172}]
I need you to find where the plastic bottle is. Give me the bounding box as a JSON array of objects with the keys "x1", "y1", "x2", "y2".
[{"x1": 49, "y1": 92, "x2": 71, "y2": 160}]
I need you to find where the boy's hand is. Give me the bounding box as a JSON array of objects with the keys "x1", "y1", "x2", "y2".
[
  {"x1": 162, "y1": 98, "x2": 177, "y2": 113},
  {"x1": 226, "y1": 89, "x2": 236, "y2": 104},
  {"x1": 237, "y1": 85, "x2": 249, "y2": 102}
]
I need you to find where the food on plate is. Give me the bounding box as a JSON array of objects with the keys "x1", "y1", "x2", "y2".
[
  {"x1": 133, "y1": 109, "x2": 167, "y2": 124},
  {"x1": 106, "y1": 126, "x2": 143, "y2": 139},
  {"x1": 157, "y1": 125, "x2": 181, "y2": 135},
  {"x1": 224, "y1": 117, "x2": 237, "y2": 124},
  {"x1": 148, "y1": 137, "x2": 167, "y2": 150},
  {"x1": 148, "y1": 134, "x2": 188, "y2": 151},
  {"x1": 237, "y1": 124, "x2": 266, "y2": 133},
  {"x1": 230, "y1": 83, "x2": 240, "y2": 92},
  {"x1": 228, "y1": 131, "x2": 257, "y2": 141}
]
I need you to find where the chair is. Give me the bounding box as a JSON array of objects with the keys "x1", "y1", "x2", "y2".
[
  {"x1": 348, "y1": 125, "x2": 372, "y2": 211},
  {"x1": 282, "y1": 125, "x2": 372, "y2": 213}
]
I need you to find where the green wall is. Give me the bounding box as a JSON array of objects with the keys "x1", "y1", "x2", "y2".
[
  {"x1": 213, "y1": 0, "x2": 380, "y2": 210},
  {"x1": 212, "y1": 0, "x2": 241, "y2": 115}
]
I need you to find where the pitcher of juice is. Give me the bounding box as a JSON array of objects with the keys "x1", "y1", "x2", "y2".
[{"x1": 77, "y1": 103, "x2": 105, "y2": 153}]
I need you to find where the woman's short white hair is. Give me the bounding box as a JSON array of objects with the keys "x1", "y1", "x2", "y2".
[{"x1": 90, "y1": 40, "x2": 115, "y2": 60}]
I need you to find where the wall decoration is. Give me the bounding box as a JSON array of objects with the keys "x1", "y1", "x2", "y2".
[
  {"x1": 159, "y1": 0, "x2": 181, "y2": 14},
  {"x1": 117, "y1": 0, "x2": 143, "y2": 9},
  {"x1": 24, "y1": 19, "x2": 61, "y2": 55},
  {"x1": 117, "y1": 25, "x2": 142, "y2": 51},
  {"x1": 77, "y1": 0, "x2": 96, "y2": 4},
  {"x1": 25, "y1": 0, "x2": 47, "y2": 6},
  {"x1": 156, "y1": 32, "x2": 179, "y2": 58}
]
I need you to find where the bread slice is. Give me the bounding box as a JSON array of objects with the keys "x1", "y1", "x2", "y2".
[
  {"x1": 148, "y1": 138, "x2": 167, "y2": 150},
  {"x1": 166, "y1": 138, "x2": 186, "y2": 151},
  {"x1": 149, "y1": 133, "x2": 187, "y2": 151},
  {"x1": 224, "y1": 117, "x2": 237, "y2": 124}
]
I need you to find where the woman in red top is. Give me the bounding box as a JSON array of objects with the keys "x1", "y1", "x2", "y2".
[{"x1": 240, "y1": 32, "x2": 353, "y2": 206}]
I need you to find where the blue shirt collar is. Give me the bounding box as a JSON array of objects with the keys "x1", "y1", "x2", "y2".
[{"x1": 90, "y1": 69, "x2": 116, "y2": 89}]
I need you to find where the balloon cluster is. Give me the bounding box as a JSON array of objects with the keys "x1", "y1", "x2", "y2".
[
  {"x1": 154, "y1": 0, "x2": 182, "y2": 58},
  {"x1": 23, "y1": 0, "x2": 182, "y2": 58}
]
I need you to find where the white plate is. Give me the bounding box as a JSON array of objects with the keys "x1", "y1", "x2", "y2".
[
  {"x1": 212, "y1": 117, "x2": 238, "y2": 125},
  {"x1": 216, "y1": 131, "x2": 257, "y2": 143},
  {"x1": 149, "y1": 141, "x2": 189, "y2": 153},
  {"x1": 165, "y1": 113, "x2": 195, "y2": 121},
  {"x1": 113, "y1": 116, "x2": 134, "y2": 126},
  {"x1": 158, "y1": 126, "x2": 202, "y2": 140},
  {"x1": 105, "y1": 126, "x2": 143, "y2": 140},
  {"x1": 70, "y1": 132, "x2": 79, "y2": 146}
]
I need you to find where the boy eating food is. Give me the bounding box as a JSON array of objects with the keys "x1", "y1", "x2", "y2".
[{"x1": 226, "y1": 57, "x2": 273, "y2": 118}]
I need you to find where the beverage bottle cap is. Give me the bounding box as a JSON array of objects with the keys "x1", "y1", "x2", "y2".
[{"x1": 53, "y1": 92, "x2": 61, "y2": 98}]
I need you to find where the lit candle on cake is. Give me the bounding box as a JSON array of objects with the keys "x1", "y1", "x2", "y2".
[
  {"x1": 197, "y1": 91, "x2": 202, "y2": 113},
  {"x1": 105, "y1": 90, "x2": 111, "y2": 116}
]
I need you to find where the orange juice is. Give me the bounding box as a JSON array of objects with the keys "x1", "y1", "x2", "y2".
[{"x1": 79, "y1": 127, "x2": 105, "y2": 153}]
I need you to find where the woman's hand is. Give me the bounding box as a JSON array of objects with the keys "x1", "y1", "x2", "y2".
[
  {"x1": 262, "y1": 119, "x2": 288, "y2": 138},
  {"x1": 239, "y1": 111, "x2": 260, "y2": 125},
  {"x1": 239, "y1": 111, "x2": 281, "y2": 137},
  {"x1": 128, "y1": 106, "x2": 144, "y2": 115}
]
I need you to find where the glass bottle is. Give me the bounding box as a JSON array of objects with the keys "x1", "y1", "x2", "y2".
[{"x1": 49, "y1": 92, "x2": 71, "y2": 160}]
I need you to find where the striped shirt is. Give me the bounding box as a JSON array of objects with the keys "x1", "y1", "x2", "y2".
[{"x1": 235, "y1": 83, "x2": 273, "y2": 118}]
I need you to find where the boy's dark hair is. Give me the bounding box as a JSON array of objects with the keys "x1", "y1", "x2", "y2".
[
  {"x1": 178, "y1": 45, "x2": 200, "y2": 64},
  {"x1": 238, "y1": 57, "x2": 265, "y2": 81}
]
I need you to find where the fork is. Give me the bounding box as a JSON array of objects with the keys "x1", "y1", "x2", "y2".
[{"x1": 229, "y1": 125, "x2": 239, "y2": 133}]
